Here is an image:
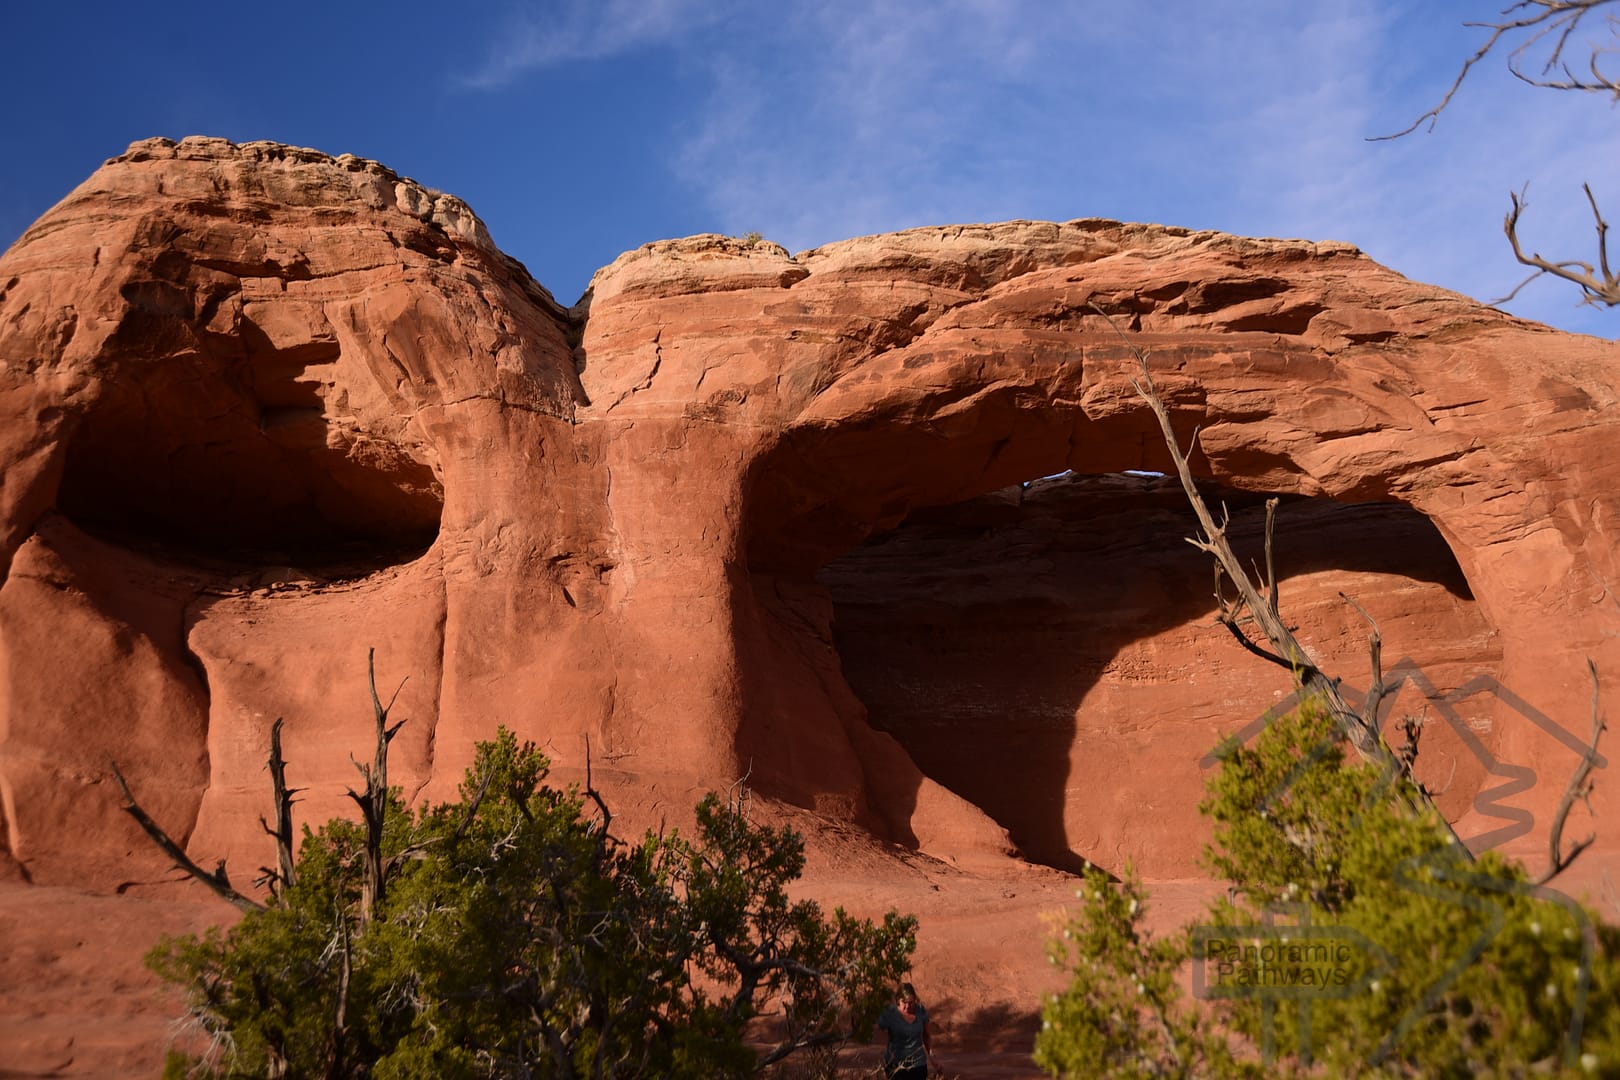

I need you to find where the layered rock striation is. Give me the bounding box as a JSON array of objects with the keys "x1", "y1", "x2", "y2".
[{"x1": 2, "y1": 136, "x2": 1616, "y2": 892}]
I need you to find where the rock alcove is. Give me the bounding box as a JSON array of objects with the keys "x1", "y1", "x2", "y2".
[
  {"x1": 54, "y1": 325, "x2": 444, "y2": 571},
  {"x1": 11, "y1": 139, "x2": 1620, "y2": 1079},
  {"x1": 736, "y1": 404, "x2": 1500, "y2": 877},
  {"x1": 818, "y1": 473, "x2": 1489, "y2": 875}
]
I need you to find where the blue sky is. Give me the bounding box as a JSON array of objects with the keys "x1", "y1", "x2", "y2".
[{"x1": 3, "y1": 1, "x2": 1616, "y2": 336}]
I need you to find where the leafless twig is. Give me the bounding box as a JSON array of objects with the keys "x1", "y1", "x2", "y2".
[
  {"x1": 1497, "y1": 183, "x2": 1620, "y2": 307},
  {"x1": 1373, "y1": 1, "x2": 1620, "y2": 140},
  {"x1": 111, "y1": 763, "x2": 265, "y2": 913},
  {"x1": 1538, "y1": 659, "x2": 1608, "y2": 883},
  {"x1": 582, "y1": 733, "x2": 613, "y2": 839},
  {"x1": 1373, "y1": 1, "x2": 1620, "y2": 308},
  {"x1": 344, "y1": 648, "x2": 406, "y2": 924},
  {"x1": 1339, "y1": 592, "x2": 1390, "y2": 752},
  {"x1": 1093, "y1": 305, "x2": 1472, "y2": 855},
  {"x1": 255, "y1": 718, "x2": 300, "y2": 897}
]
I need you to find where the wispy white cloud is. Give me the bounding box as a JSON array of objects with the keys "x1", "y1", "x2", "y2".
[
  {"x1": 460, "y1": 0, "x2": 741, "y2": 90},
  {"x1": 462, "y1": 1, "x2": 1619, "y2": 334},
  {"x1": 669, "y1": 2, "x2": 1140, "y2": 243},
  {"x1": 662, "y1": 3, "x2": 1412, "y2": 252}
]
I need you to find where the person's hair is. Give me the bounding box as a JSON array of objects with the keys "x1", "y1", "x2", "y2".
[{"x1": 899, "y1": 981, "x2": 919, "y2": 1006}]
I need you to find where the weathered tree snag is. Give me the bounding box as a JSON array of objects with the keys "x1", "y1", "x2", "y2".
[
  {"x1": 110, "y1": 763, "x2": 265, "y2": 913},
  {"x1": 1125, "y1": 303, "x2": 1609, "y2": 877},
  {"x1": 115, "y1": 661, "x2": 408, "y2": 914},
  {"x1": 344, "y1": 648, "x2": 405, "y2": 925},
  {"x1": 256, "y1": 717, "x2": 300, "y2": 897},
  {"x1": 1374, "y1": 0, "x2": 1620, "y2": 307},
  {"x1": 1095, "y1": 306, "x2": 1473, "y2": 854},
  {"x1": 1376, "y1": 0, "x2": 1620, "y2": 141}
]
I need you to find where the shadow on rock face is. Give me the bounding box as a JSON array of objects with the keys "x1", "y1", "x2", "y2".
[
  {"x1": 801, "y1": 473, "x2": 1487, "y2": 875},
  {"x1": 56, "y1": 319, "x2": 442, "y2": 572}
]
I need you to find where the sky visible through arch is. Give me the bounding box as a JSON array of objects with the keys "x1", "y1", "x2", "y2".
[{"x1": 3, "y1": 1, "x2": 1617, "y2": 337}]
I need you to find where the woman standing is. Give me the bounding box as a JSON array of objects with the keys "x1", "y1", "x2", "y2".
[{"x1": 876, "y1": 982, "x2": 937, "y2": 1079}]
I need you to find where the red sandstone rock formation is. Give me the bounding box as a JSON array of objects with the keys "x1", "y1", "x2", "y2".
[{"x1": 1, "y1": 137, "x2": 1616, "y2": 907}]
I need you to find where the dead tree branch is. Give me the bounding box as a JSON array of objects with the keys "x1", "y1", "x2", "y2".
[
  {"x1": 1502, "y1": 0, "x2": 1620, "y2": 95},
  {"x1": 724, "y1": 762, "x2": 756, "y2": 820},
  {"x1": 1373, "y1": 1, "x2": 1620, "y2": 308},
  {"x1": 1340, "y1": 592, "x2": 1390, "y2": 759},
  {"x1": 345, "y1": 648, "x2": 406, "y2": 924},
  {"x1": 1095, "y1": 306, "x2": 1472, "y2": 855},
  {"x1": 1208, "y1": 499, "x2": 1299, "y2": 670},
  {"x1": 581, "y1": 733, "x2": 613, "y2": 840},
  {"x1": 1374, "y1": 1, "x2": 1620, "y2": 140},
  {"x1": 448, "y1": 768, "x2": 493, "y2": 847},
  {"x1": 255, "y1": 718, "x2": 301, "y2": 897},
  {"x1": 1342, "y1": 592, "x2": 1434, "y2": 797},
  {"x1": 1498, "y1": 183, "x2": 1620, "y2": 306},
  {"x1": 1539, "y1": 659, "x2": 1608, "y2": 883},
  {"x1": 118, "y1": 650, "x2": 422, "y2": 921},
  {"x1": 111, "y1": 763, "x2": 264, "y2": 913},
  {"x1": 1262, "y1": 497, "x2": 1281, "y2": 619}
]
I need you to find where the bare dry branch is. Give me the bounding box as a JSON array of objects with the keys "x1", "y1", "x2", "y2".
[
  {"x1": 1375, "y1": 2, "x2": 1620, "y2": 308},
  {"x1": 345, "y1": 647, "x2": 404, "y2": 924},
  {"x1": 450, "y1": 768, "x2": 493, "y2": 847},
  {"x1": 1263, "y1": 497, "x2": 1281, "y2": 619},
  {"x1": 1499, "y1": 183, "x2": 1620, "y2": 306},
  {"x1": 1093, "y1": 304, "x2": 1472, "y2": 856},
  {"x1": 1431, "y1": 751, "x2": 1459, "y2": 799},
  {"x1": 1539, "y1": 659, "x2": 1607, "y2": 883},
  {"x1": 1395, "y1": 714, "x2": 1425, "y2": 790},
  {"x1": 1213, "y1": 608, "x2": 1298, "y2": 670},
  {"x1": 1373, "y1": 1, "x2": 1620, "y2": 140},
  {"x1": 256, "y1": 718, "x2": 300, "y2": 897},
  {"x1": 1490, "y1": 267, "x2": 1551, "y2": 306},
  {"x1": 111, "y1": 763, "x2": 264, "y2": 913},
  {"x1": 1340, "y1": 592, "x2": 1388, "y2": 746},
  {"x1": 582, "y1": 733, "x2": 613, "y2": 839},
  {"x1": 724, "y1": 762, "x2": 756, "y2": 819},
  {"x1": 386, "y1": 774, "x2": 492, "y2": 869},
  {"x1": 1592, "y1": 181, "x2": 1616, "y2": 285},
  {"x1": 1505, "y1": 1, "x2": 1620, "y2": 94}
]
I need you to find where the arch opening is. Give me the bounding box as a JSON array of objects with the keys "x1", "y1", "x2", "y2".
[
  {"x1": 740, "y1": 436, "x2": 1498, "y2": 875},
  {"x1": 818, "y1": 471, "x2": 1493, "y2": 874}
]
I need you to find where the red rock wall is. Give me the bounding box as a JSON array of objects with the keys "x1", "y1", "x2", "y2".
[{"x1": 2, "y1": 137, "x2": 1616, "y2": 889}]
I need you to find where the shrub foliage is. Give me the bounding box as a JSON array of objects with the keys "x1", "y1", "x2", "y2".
[
  {"x1": 1036, "y1": 699, "x2": 1620, "y2": 1078},
  {"x1": 151, "y1": 729, "x2": 916, "y2": 1078}
]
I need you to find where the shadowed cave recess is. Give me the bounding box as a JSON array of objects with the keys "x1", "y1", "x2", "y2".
[
  {"x1": 53, "y1": 334, "x2": 443, "y2": 571},
  {"x1": 806, "y1": 472, "x2": 1485, "y2": 875}
]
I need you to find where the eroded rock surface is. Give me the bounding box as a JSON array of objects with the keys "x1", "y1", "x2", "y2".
[{"x1": 2, "y1": 137, "x2": 1617, "y2": 903}]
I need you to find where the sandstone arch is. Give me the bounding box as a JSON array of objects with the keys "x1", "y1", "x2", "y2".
[
  {"x1": 1, "y1": 138, "x2": 1616, "y2": 891},
  {"x1": 715, "y1": 222, "x2": 1617, "y2": 874}
]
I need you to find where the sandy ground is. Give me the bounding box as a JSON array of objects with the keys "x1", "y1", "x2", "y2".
[
  {"x1": 3, "y1": 835, "x2": 1607, "y2": 1080},
  {"x1": 0, "y1": 880, "x2": 221, "y2": 1078},
  {"x1": 0, "y1": 853, "x2": 1223, "y2": 1079},
  {"x1": 6, "y1": 841, "x2": 1610, "y2": 1078}
]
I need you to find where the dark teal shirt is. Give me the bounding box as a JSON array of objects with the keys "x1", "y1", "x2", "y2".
[{"x1": 877, "y1": 1003, "x2": 928, "y2": 1068}]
